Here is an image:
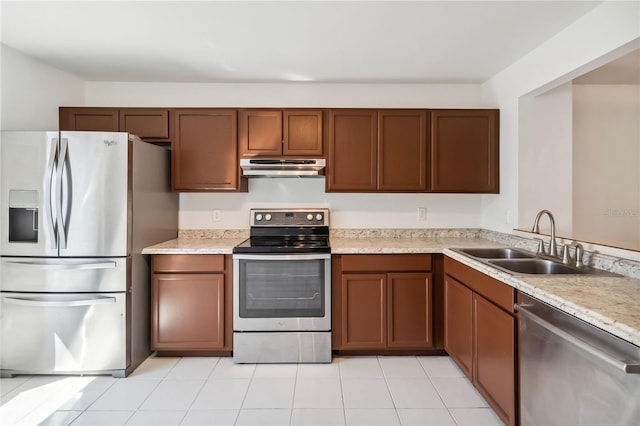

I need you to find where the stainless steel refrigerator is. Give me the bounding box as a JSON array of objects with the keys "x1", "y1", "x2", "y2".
[{"x1": 0, "y1": 131, "x2": 178, "y2": 377}]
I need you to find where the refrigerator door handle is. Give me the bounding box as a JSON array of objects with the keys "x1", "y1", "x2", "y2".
[
  {"x1": 2, "y1": 295, "x2": 117, "y2": 308},
  {"x1": 56, "y1": 137, "x2": 68, "y2": 249},
  {"x1": 4, "y1": 260, "x2": 117, "y2": 270},
  {"x1": 46, "y1": 138, "x2": 59, "y2": 249}
]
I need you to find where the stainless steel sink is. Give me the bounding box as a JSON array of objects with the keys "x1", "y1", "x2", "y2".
[
  {"x1": 488, "y1": 258, "x2": 587, "y2": 275},
  {"x1": 455, "y1": 248, "x2": 535, "y2": 259},
  {"x1": 452, "y1": 247, "x2": 621, "y2": 277}
]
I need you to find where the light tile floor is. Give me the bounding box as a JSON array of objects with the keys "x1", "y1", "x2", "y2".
[{"x1": 0, "y1": 356, "x2": 503, "y2": 426}]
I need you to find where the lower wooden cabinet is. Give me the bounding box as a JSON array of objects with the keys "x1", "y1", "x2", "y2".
[
  {"x1": 151, "y1": 254, "x2": 232, "y2": 355},
  {"x1": 444, "y1": 257, "x2": 516, "y2": 426},
  {"x1": 333, "y1": 254, "x2": 434, "y2": 353}
]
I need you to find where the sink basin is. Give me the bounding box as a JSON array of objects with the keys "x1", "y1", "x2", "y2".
[
  {"x1": 455, "y1": 248, "x2": 535, "y2": 259},
  {"x1": 488, "y1": 259, "x2": 587, "y2": 275}
]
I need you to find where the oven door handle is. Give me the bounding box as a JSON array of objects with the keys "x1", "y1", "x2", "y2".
[{"x1": 233, "y1": 254, "x2": 331, "y2": 261}]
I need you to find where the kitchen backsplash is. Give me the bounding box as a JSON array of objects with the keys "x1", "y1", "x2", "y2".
[{"x1": 176, "y1": 227, "x2": 640, "y2": 279}]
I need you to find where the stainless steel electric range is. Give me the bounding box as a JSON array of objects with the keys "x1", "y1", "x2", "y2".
[{"x1": 232, "y1": 208, "x2": 331, "y2": 363}]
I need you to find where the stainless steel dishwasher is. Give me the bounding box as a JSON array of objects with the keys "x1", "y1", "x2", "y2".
[{"x1": 516, "y1": 293, "x2": 640, "y2": 425}]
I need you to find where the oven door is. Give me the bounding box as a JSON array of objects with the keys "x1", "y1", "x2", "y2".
[{"x1": 233, "y1": 253, "x2": 331, "y2": 331}]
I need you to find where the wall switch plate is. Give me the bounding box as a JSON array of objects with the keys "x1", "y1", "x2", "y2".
[
  {"x1": 417, "y1": 207, "x2": 427, "y2": 221},
  {"x1": 212, "y1": 210, "x2": 221, "y2": 222}
]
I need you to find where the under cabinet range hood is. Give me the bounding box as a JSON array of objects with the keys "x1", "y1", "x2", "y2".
[{"x1": 240, "y1": 158, "x2": 326, "y2": 178}]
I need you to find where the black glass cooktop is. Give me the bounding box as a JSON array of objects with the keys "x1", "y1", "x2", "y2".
[{"x1": 233, "y1": 235, "x2": 330, "y2": 254}]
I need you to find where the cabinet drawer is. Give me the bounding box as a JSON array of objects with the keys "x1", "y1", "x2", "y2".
[
  {"x1": 444, "y1": 257, "x2": 514, "y2": 313},
  {"x1": 341, "y1": 254, "x2": 431, "y2": 272},
  {"x1": 152, "y1": 254, "x2": 225, "y2": 273}
]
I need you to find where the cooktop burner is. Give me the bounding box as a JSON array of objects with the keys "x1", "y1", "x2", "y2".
[{"x1": 233, "y1": 208, "x2": 330, "y2": 254}]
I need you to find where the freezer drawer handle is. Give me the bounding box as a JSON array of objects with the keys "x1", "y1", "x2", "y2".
[
  {"x1": 515, "y1": 303, "x2": 640, "y2": 374},
  {"x1": 2, "y1": 295, "x2": 116, "y2": 308},
  {"x1": 5, "y1": 260, "x2": 117, "y2": 270}
]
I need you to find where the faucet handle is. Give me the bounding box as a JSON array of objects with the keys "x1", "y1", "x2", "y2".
[
  {"x1": 534, "y1": 238, "x2": 546, "y2": 255},
  {"x1": 572, "y1": 242, "x2": 585, "y2": 268},
  {"x1": 561, "y1": 245, "x2": 572, "y2": 264}
]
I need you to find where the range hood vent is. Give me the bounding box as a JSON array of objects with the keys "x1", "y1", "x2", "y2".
[{"x1": 240, "y1": 158, "x2": 326, "y2": 178}]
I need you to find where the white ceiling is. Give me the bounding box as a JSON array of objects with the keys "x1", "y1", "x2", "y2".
[{"x1": 1, "y1": 1, "x2": 604, "y2": 84}]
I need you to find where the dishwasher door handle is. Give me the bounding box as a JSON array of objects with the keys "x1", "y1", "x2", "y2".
[{"x1": 515, "y1": 303, "x2": 640, "y2": 374}]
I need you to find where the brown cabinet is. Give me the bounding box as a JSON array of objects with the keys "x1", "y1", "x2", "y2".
[
  {"x1": 119, "y1": 109, "x2": 170, "y2": 141},
  {"x1": 59, "y1": 107, "x2": 119, "y2": 132},
  {"x1": 443, "y1": 275, "x2": 473, "y2": 377},
  {"x1": 430, "y1": 110, "x2": 499, "y2": 193},
  {"x1": 333, "y1": 254, "x2": 433, "y2": 352},
  {"x1": 151, "y1": 254, "x2": 232, "y2": 355},
  {"x1": 239, "y1": 109, "x2": 323, "y2": 157},
  {"x1": 59, "y1": 107, "x2": 171, "y2": 142},
  {"x1": 327, "y1": 109, "x2": 378, "y2": 191},
  {"x1": 172, "y1": 109, "x2": 246, "y2": 192},
  {"x1": 378, "y1": 110, "x2": 428, "y2": 191},
  {"x1": 444, "y1": 257, "x2": 516, "y2": 426},
  {"x1": 327, "y1": 109, "x2": 428, "y2": 192}
]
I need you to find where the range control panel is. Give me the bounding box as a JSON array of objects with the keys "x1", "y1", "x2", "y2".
[{"x1": 250, "y1": 208, "x2": 329, "y2": 227}]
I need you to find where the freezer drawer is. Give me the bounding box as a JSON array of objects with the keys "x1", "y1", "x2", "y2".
[
  {"x1": 0, "y1": 257, "x2": 128, "y2": 293},
  {"x1": 0, "y1": 292, "x2": 127, "y2": 377}
]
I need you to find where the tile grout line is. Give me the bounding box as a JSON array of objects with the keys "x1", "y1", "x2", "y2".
[{"x1": 377, "y1": 355, "x2": 403, "y2": 426}]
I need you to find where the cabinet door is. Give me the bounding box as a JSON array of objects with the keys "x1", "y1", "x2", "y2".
[
  {"x1": 59, "y1": 107, "x2": 119, "y2": 132},
  {"x1": 444, "y1": 275, "x2": 473, "y2": 379},
  {"x1": 239, "y1": 110, "x2": 283, "y2": 157},
  {"x1": 430, "y1": 110, "x2": 498, "y2": 193},
  {"x1": 473, "y1": 293, "x2": 516, "y2": 426},
  {"x1": 327, "y1": 109, "x2": 377, "y2": 191},
  {"x1": 340, "y1": 273, "x2": 386, "y2": 349},
  {"x1": 387, "y1": 272, "x2": 433, "y2": 349},
  {"x1": 151, "y1": 273, "x2": 225, "y2": 350},
  {"x1": 173, "y1": 109, "x2": 242, "y2": 191},
  {"x1": 284, "y1": 110, "x2": 323, "y2": 156},
  {"x1": 119, "y1": 109, "x2": 170, "y2": 140},
  {"x1": 378, "y1": 110, "x2": 428, "y2": 191}
]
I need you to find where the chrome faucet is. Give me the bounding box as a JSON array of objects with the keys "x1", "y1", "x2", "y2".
[{"x1": 531, "y1": 210, "x2": 558, "y2": 257}]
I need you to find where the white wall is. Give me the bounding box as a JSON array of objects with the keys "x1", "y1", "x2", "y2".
[
  {"x1": 84, "y1": 82, "x2": 488, "y2": 229},
  {"x1": 0, "y1": 44, "x2": 83, "y2": 130},
  {"x1": 518, "y1": 83, "x2": 573, "y2": 235},
  {"x1": 480, "y1": 0, "x2": 640, "y2": 235},
  {"x1": 572, "y1": 84, "x2": 640, "y2": 249}
]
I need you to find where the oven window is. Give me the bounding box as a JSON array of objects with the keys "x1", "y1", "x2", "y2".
[{"x1": 238, "y1": 259, "x2": 325, "y2": 318}]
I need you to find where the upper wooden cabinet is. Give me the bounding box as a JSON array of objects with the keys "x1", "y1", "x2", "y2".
[
  {"x1": 119, "y1": 109, "x2": 170, "y2": 140},
  {"x1": 327, "y1": 109, "x2": 428, "y2": 192},
  {"x1": 430, "y1": 109, "x2": 499, "y2": 193},
  {"x1": 59, "y1": 107, "x2": 119, "y2": 132},
  {"x1": 239, "y1": 109, "x2": 323, "y2": 157},
  {"x1": 172, "y1": 109, "x2": 246, "y2": 192},
  {"x1": 378, "y1": 110, "x2": 428, "y2": 191},
  {"x1": 327, "y1": 109, "x2": 378, "y2": 191},
  {"x1": 59, "y1": 107, "x2": 171, "y2": 142}
]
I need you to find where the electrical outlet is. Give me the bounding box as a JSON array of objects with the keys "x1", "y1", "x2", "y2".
[
  {"x1": 417, "y1": 207, "x2": 427, "y2": 221},
  {"x1": 212, "y1": 210, "x2": 221, "y2": 222}
]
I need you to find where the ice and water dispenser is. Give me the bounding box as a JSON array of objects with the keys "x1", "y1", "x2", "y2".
[{"x1": 8, "y1": 190, "x2": 39, "y2": 243}]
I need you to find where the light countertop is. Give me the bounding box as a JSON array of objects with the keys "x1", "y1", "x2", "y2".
[{"x1": 143, "y1": 232, "x2": 640, "y2": 347}]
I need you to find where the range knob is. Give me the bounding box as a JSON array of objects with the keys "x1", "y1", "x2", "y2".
[
  {"x1": 307, "y1": 214, "x2": 314, "y2": 221},
  {"x1": 316, "y1": 213, "x2": 323, "y2": 221},
  {"x1": 255, "y1": 214, "x2": 263, "y2": 221},
  {"x1": 264, "y1": 214, "x2": 272, "y2": 221}
]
